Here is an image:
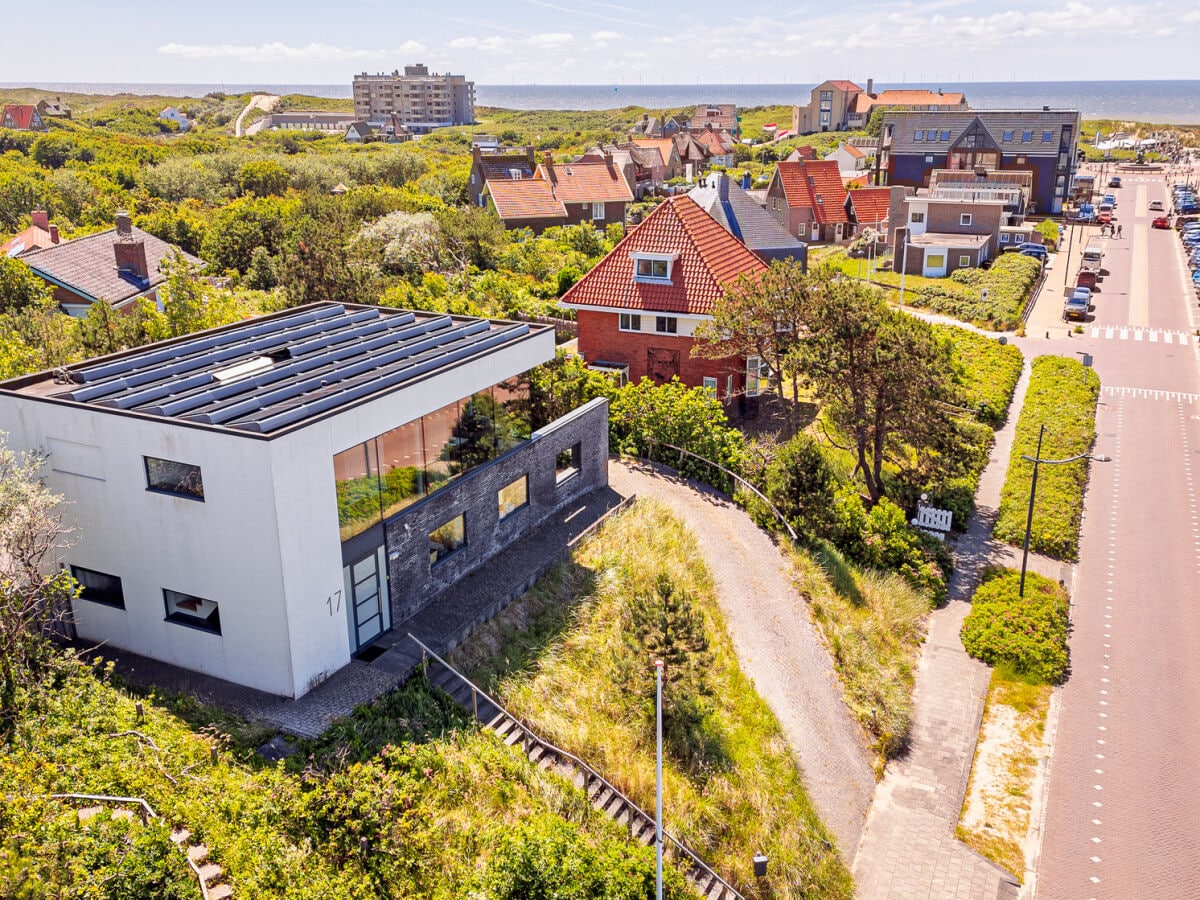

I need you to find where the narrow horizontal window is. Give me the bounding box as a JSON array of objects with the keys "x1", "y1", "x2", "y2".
[
  {"x1": 145, "y1": 456, "x2": 204, "y2": 501},
  {"x1": 164, "y1": 588, "x2": 220, "y2": 634},
  {"x1": 72, "y1": 565, "x2": 125, "y2": 609}
]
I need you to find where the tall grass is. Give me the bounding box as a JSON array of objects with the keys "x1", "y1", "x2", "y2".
[
  {"x1": 788, "y1": 542, "x2": 930, "y2": 768},
  {"x1": 452, "y1": 499, "x2": 853, "y2": 900}
]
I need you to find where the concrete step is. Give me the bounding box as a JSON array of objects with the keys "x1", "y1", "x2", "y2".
[
  {"x1": 208, "y1": 884, "x2": 234, "y2": 900},
  {"x1": 196, "y1": 863, "x2": 224, "y2": 887},
  {"x1": 169, "y1": 827, "x2": 191, "y2": 845},
  {"x1": 110, "y1": 808, "x2": 135, "y2": 822},
  {"x1": 187, "y1": 844, "x2": 209, "y2": 864},
  {"x1": 77, "y1": 806, "x2": 104, "y2": 823}
]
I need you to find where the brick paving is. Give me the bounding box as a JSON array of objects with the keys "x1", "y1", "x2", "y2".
[
  {"x1": 608, "y1": 460, "x2": 877, "y2": 864},
  {"x1": 853, "y1": 358, "x2": 1064, "y2": 899}
]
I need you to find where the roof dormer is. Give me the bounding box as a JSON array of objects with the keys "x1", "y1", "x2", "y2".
[{"x1": 631, "y1": 251, "x2": 678, "y2": 283}]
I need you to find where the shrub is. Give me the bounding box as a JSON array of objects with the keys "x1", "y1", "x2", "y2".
[
  {"x1": 764, "y1": 432, "x2": 837, "y2": 539},
  {"x1": 940, "y1": 325, "x2": 1024, "y2": 427},
  {"x1": 960, "y1": 568, "x2": 1069, "y2": 683},
  {"x1": 911, "y1": 253, "x2": 1041, "y2": 329},
  {"x1": 994, "y1": 355, "x2": 1100, "y2": 559}
]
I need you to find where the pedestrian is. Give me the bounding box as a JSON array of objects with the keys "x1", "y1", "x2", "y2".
[{"x1": 1117, "y1": 224, "x2": 1123, "y2": 238}]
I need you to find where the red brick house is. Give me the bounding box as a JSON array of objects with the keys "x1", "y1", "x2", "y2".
[
  {"x1": 1, "y1": 104, "x2": 47, "y2": 132},
  {"x1": 560, "y1": 195, "x2": 767, "y2": 400},
  {"x1": 844, "y1": 186, "x2": 894, "y2": 240},
  {"x1": 764, "y1": 160, "x2": 851, "y2": 244},
  {"x1": 484, "y1": 152, "x2": 633, "y2": 232},
  {"x1": 0, "y1": 209, "x2": 60, "y2": 257}
]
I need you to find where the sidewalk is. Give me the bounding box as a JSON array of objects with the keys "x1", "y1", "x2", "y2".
[{"x1": 852, "y1": 358, "x2": 1069, "y2": 899}]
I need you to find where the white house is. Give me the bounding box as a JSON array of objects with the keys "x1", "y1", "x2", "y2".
[
  {"x1": 159, "y1": 107, "x2": 192, "y2": 132},
  {"x1": 0, "y1": 303, "x2": 608, "y2": 698}
]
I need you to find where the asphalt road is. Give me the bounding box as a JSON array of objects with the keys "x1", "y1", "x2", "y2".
[{"x1": 1030, "y1": 163, "x2": 1200, "y2": 899}]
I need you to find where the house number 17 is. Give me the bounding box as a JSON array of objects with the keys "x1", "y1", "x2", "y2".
[{"x1": 326, "y1": 590, "x2": 342, "y2": 615}]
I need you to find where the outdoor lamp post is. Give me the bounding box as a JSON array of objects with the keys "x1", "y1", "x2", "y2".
[
  {"x1": 654, "y1": 659, "x2": 664, "y2": 900},
  {"x1": 1019, "y1": 423, "x2": 1112, "y2": 596},
  {"x1": 753, "y1": 852, "x2": 769, "y2": 880}
]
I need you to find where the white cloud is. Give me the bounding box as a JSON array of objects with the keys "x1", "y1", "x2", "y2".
[
  {"x1": 448, "y1": 35, "x2": 511, "y2": 52},
  {"x1": 156, "y1": 40, "x2": 424, "y2": 62},
  {"x1": 591, "y1": 30, "x2": 622, "y2": 40},
  {"x1": 527, "y1": 32, "x2": 575, "y2": 47}
]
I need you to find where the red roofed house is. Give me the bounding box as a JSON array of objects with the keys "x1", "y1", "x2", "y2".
[
  {"x1": 2, "y1": 104, "x2": 48, "y2": 132},
  {"x1": 792, "y1": 80, "x2": 862, "y2": 133},
  {"x1": 560, "y1": 195, "x2": 767, "y2": 400},
  {"x1": 792, "y1": 78, "x2": 969, "y2": 134},
  {"x1": 1, "y1": 209, "x2": 60, "y2": 257},
  {"x1": 826, "y1": 141, "x2": 871, "y2": 172},
  {"x1": 784, "y1": 145, "x2": 818, "y2": 162},
  {"x1": 483, "y1": 151, "x2": 633, "y2": 232},
  {"x1": 844, "y1": 186, "x2": 895, "y2": 246},
  {"x1": 844, "y1": 85, "x2": 968, "y2": 130},
  {"x1": 469, "y1": 145, "x2": 537, "y2": 208},
  {"x1": 764, "y1": 160, "x2": 852, "y2": 244}
]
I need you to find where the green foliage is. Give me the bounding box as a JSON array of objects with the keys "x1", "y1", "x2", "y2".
[
  {"x1": 199, "y1": 197, "x2": 289, "y2": 272},
  {"x1": 238, "y1": 158, "x2": 290, "y2": 197},
  {"x1": 1037, "y1": 219, "x2": 1060, "y2": 249},
  {"x1": 528, "y1": 351, "x2": 618, "y2": 430},
  {"x1": 994, "y1": 355, "x2": 1100, "y2": 559},
  {"x1": 941, "y1": 326, "x2": 1024, "y2": 427},
  {"x1": 960, "y1": 568, "x2": 1070, "y2": 684},
  {"x1": 913, "y1": 253, "x2": 1042, "y2": 329},
  {"x1": 610, "y1": 377, "x2": 748, "y2": 492},
  {"x1": 764, "y1": 432, "x2": 837, "y2": 539},
  {"x1": 0, "y1": 255, "x2": 53, "y2": 313}
]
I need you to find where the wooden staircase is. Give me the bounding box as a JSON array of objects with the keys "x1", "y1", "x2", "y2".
[
  {"x1": 58, "y1": 794, "x2": 232, "y2": 899},
  {"x1": 413, "y1": 635, "x2": 744, "y2": 900}
]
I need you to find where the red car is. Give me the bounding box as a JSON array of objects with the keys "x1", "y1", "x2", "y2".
[
  {"x1": 1153, "y1": 216, "x2": 1171, "y2": 229},
  {"x1": 1097, "y1": 210, "x2": 1113, "y2": 225}
]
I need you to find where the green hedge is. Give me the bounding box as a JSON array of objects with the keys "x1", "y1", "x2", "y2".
[
  {"x1": 960, "y1": 568, "x2": 1070, "y2": 684},
  {"x1": 912, "y1": 254, "x2": 1042, "y2": 330},
  {"x1": 994, "y1": 355, "x2": 1100, "y2": 560},
  {"x1": 941, "y1": 326, "x2": 1024, "y2": 427}
]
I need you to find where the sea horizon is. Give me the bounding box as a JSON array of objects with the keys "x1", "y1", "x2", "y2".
[{"x1": 3, "y1": 79, "x2": 1200, "y2": 124}]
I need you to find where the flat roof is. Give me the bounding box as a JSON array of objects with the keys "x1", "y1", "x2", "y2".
[
  {"x1": 1, "y1": 302, "x2": 549, "y2": 437},
  {"x1": 909, "y1": 232, "x2": 990, "y2": 248}
]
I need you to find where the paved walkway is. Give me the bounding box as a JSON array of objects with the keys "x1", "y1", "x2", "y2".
[
  {"x1": 853, "y1": 358, "x2": 1069, "y2": 899},
  {"x1": 608, "y1": 461, "x2": 877, "y2": 864}
]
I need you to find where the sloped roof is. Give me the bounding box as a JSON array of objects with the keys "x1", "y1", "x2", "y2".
[
  {"x1": 477, "y1": 151, "x2": 536, "y2": 181},
  {"x1": 881, "y1": 110, "x2": 1080, "y2": 157},
  {"x1": 851, "y1": 90, "x2": 967, "y2": 114},
  {"x1": 560, "y1": 195, "x2": 766, "y2": 316},
  {"x1": 2, "y1": 105, "x2": 39, "y2": 130},
  {"x1": 631, "y1": 139, "x2": 677, "y2": 167},
  {"x1": 541, "y1": 160, "x2": 633, "y2": 204},
  {"x1": 842, "y1": 143, "x2": 865, "y2": 158},
  {"x1": 827, "y1": 80, "x2": 862, "y2": 92},
  {"x1": 696, "y1": 129, "x2": 734, "y2": 154},
  {"x1": 843, "y1": 174, "x2": 871, "y2": 189},
  {"x1": 846, "y1": 187, "x2": 893, "y2": 225},
  {"x1": 774, "y1": 160, "x2": 850, "y2": 224},
  {"x1": 630, "y1": 115, "x2": 661, "y2": 136},
  {"x1": 487, "y1": 178, "x2": 566, "y2": 221},
  {"x1": 1, "y1": 224, "x2": 57, "y2": 258},
  {"x1": 785, "y1": 145, "x2": 817, "y2": 162},
  {"x1": 21, "y1": 227, "x2": 203, "y2": 306},
  {"x1": 689, "y1": 175, "x2": 807, "y2": 257}
]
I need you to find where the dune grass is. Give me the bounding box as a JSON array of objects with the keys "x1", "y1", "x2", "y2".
[
  {"x1": 451, "y1": 498, "x2": 853, "y2": 900},
  {"x1": 786, "y1": 542, "x2": 930, "y2": 769}
]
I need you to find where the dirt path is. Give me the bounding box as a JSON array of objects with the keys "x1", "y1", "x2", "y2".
[
  {"x1": 608, "y1": 460, "x2": 876, "y2": 862},
  {"x1": 234, "y1": 93, "x2": 279, "y2": 137}
]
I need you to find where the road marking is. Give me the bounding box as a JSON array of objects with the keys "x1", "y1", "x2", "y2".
[
  {"x1": 1103, "y1": 386, "x2": 1200, "y2": 403},
  {"x1": 1130, "y1": 220, "x2": 1150, "y2": 326},
  {"x1": 1149, "y1": 330, "x2": 1159, "y2": 342},
  {"x1": 1106, "y1": 327, "x2": 1115, "y2": 339},
  {"x1": 1135, "y1": 329, "x2": 1144, "y2": 341},
  {"x1": 1120, "y1": 328, "x2": 1129, "y2": 340}
]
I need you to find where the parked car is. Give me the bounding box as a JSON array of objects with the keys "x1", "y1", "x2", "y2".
[
  {"x1": 1064, "y1": 294, "x2": 1090, "y2": 321},
  {"x1": 1153, "y1": 217, "x2": 1171, "y2": 229},
  {"x1": 1019, "y1": 243, "x2": 1048, "y2": 261},
  {"x1": 1072, "y1": 286, "x2": 1093, "y2": 303},
  {"x1": 1149, "y1": 200, "x2": 1165, "y2": 211},
  {"x1": 1108, "y1": 176, "x2": 1122, "y2": 188},
  {"x1": 1097, "y1": 210, "x2": 1113, "y2": 225}
]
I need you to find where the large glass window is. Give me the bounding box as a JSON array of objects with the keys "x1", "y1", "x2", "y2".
[
  {"x1": 144, "y1": 457, "x2": 204, "y2": 500},
  {"x1": 163, "y1": 588, "x2": 221, "y2": 634},
  {"x1": 429, "y1": 514, "x2": 465, "y2": 565},
  {"x1": 498, "y1": 475, "x2": 528, "y2": 520},
  {"x1": 71, "y1": 565, "x2": 124, "y2": 609},
  {"x1": 334, "y1": 377, "x2": 532, "y2": 542}
]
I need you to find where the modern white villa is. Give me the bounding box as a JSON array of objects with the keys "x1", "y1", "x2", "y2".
[{"x1": 0, "y1": 302, "x2": 608, "y2": 698}]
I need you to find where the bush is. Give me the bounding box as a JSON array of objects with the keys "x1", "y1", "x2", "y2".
[
  {"x1": 960, "y1": 568, "x2": 1069, "y2": 683},
  {"x1": 994, "y1": 355, "x2": 1100, "y2": 559},
  {"x1": 912, "y1": 254, "x2": 1041, "y2": 330},
  {"x1": 941, "y1": 326, "x2": 1024, "y2": 427},
  {"x1": 765, "y1": 432, "x2": 837, "y2": 539}
]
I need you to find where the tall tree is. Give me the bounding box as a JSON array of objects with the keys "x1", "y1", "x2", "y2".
[
  {"x1": 795, "y1": 279, "x2": 955, "y2": 503},
  {"x1": 692, "y1": 260, "x2": 832, "y2": 427},
  {"x1": 0, "y1": 438, "x2": 76, "y2": 735}
]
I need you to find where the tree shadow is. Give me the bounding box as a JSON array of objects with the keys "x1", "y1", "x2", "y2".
[{"x1": 811, "y1": 541, "x2": 866, "y2": 608}]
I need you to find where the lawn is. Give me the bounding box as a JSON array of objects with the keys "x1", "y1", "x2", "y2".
[
  {"x1": 450, "y1": 498, "x2": 853, "y2": 900},
  {"x1": 993, "y1": 355, "x2": 1101, "y2": 560}
]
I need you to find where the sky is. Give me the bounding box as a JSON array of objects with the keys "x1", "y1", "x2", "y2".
[{"x1": 6, "y1": 0, "x2": 1200, "y2": 85}]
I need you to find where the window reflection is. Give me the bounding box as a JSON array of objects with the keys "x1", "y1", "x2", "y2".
[{"x1": 332, "y1": 374, "x2": 533, "y2": 542}]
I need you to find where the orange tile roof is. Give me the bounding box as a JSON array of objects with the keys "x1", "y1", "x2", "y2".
[
  {"x1": 486, "y1": 178, "x2": 566, "y2": 221},
  {"x1": 1, "y1": 224, "x2": 57, "y2": 257},
  {"x1": 843, "y1": 143, "x2": 866, "y2": 158},
  {"x1": 1, "y1": 104, "x2": 39, "y2": 130},
  {"x1": 560, "y1": 195, "x2": 766, "y2": 316},
  {"x1": 847, "y1": 187, "x2": 892, "y2": 225},
  {"x1": 843, "y1": 174, "x2": 871, "y2": 189},
  {"x1": 540, "y1": 160, "x2": 634, "y2": 204},
  {"x1": 774, "y1": 160, "x2": 850, "y2": 224},
  {"x1": 828, "y1": 80, "x2": 863, "y2": 92},
  {"x1": 631, "y1": 138, "x2": 675, "y2": 166},
  {"x1": 785, "y1": 145, "x2": 817, "y2": 162},
  {"x1": 851, "y1": 90, "x2": 966, "y2": 114}
]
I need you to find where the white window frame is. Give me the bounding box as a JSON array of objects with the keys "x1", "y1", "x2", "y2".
[
  {"x1": 910, "y1": 212, "x2": 925, "y2": 224},
  {"x1": 591, "y1": 202, "x2": 605, "y2": 220},
  {"x1": 796, "y1": 222, "x2": 807, "y2": 237},
  {"x1": 655, "y1": 316, "x2": 678, "y2": 335},
  {"x1": 925, "y1": 154, "x2": 935, "y2": 164},
  {"x1": 746, "y1": 356, "x2": 768, "y2": 397},
  {"x1": 632, "y1": 253, "x2": 675, "y2": 283},
  {"x1": 958, "y1": 255, "x2": 971, "y2": 267},
  {"x1": 1000, "y1": 232, "x2": 1010, "y2": 243},
  {"x1": 960, "y1": 213, "x2": 972, "y2": 226},
  {"x1": 618, "y1": 313, "x2": 642, "y2": 332},
  {"x1": 702, "y1": 376, "x2": 718, "y2": 394}
]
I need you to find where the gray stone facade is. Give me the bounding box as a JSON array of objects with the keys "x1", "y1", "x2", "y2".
[{"x1": 384, "y1": 398, "x2": 609, "y2": 623}]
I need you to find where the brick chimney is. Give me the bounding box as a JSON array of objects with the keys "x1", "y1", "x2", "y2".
[
  {"x1": 113, "y1": 212, "x2": 148, "y2": 281},
  {"x1": 49, "y1": 225, "x2": 59, "y2": 244},
  {"x1": 31, "y1": 209, "x2": 49, "y2": 230}
]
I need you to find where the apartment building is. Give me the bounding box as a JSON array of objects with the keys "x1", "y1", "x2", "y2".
[{"x1": 353, "y1": 64, "x2": 476, "y2": 132}]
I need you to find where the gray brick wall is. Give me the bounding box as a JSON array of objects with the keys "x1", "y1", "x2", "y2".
[{"x1": 384, "y1": 398, "x2": 609, "y2": 623}]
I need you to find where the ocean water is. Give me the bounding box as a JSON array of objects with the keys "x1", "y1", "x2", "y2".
[{"x1": 4, "y1": 80, "x2": 1199, "y2": 124}]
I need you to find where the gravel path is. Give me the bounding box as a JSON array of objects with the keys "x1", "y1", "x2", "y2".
[{"x1": 608, "y1": 460, "x2": 876, "y2": 863}]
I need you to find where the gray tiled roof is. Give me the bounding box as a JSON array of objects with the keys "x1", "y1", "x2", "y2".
[
  {"x1": 22, "y1": 227, "x2": 203, "y2": 306},
  {"x1": 883, "y1": 110, "x2": 1080, "y2": 157},
  {"x1": 689, "y1": 174, "x2": 807, "y2": 256}
]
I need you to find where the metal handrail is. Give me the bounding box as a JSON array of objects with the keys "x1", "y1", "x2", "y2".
[
  {"x1": 50, "y1": 792, "x2": 212, "y2": 900},
  {"x1": 406, "y1": 633, "x2": 744, "y2": 900},
  {"x1": 643, "y1": 440, "x2": 799, "y2": 543}
]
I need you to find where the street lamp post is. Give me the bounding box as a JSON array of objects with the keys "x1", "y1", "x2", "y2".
[
  {"x1": 654, "y1": 659, "x2": 664, "y2": 900},
  {"x1": 1019, "y1": 423, "x2": 1112, "y2": 596},
  {"x1": 898, "y1": 226, "x2": 910, "y2": 307}
]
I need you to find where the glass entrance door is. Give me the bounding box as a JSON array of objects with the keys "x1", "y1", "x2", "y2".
[{"x1": 344, "y1": 546, "x2": 389, "y2": 651}]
